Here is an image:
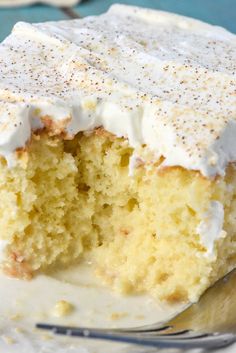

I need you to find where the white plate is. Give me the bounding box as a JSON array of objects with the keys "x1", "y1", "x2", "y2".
[
  {"x1": 0, "y1": 0, "x2": 79, "y2": 6},
  {"x1": 0, "y1": 263, "x2": 235, "y2": 353}
]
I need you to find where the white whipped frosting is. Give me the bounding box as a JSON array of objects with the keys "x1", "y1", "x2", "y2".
[
  {"x1": 0, "y1": 4, "x2": 236, "y2": 176},
  {"x1": 197, "y1": 201, "x2": 225, "y2": 257}
]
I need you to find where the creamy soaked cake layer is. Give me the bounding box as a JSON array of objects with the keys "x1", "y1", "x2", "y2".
[
  {"x1": 0, "y1": 4, "x2": 235, "y2": 176},
  {"x1": 0, "y1": 132, "x2": 236, "y2": 302}
]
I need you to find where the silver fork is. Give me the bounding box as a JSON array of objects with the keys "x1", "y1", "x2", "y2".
[{"x1": 36, "y1": 269, "x2": 236, "y2": 350}]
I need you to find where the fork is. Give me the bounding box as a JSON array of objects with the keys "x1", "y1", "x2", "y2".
[{"x1": 37, "y1": 269, "x2": 236, "y2": 350}]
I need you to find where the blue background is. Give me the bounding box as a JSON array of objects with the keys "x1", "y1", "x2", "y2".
[{"x1": 0, "y1": 0, "x2": 236, "y2": 41}]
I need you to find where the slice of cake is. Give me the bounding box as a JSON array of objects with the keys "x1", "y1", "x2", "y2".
[{"x1": 0, "y1": 4, "x2": 236, "y2": 303}]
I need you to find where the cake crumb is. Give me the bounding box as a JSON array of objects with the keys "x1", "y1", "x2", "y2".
[
  {"x1": 2, "y1": 335, "x2": 15, "y2": 345},
  {"x1": 52, "y1": 300, "x2": 74, "y2": 317},
  {"x1": 110, "y1": 312, "x2": 128, "y2": 320},
  {"x1": 14, "y1": 327, "x2": 24, "y2": 334},
  {"x1": 41, "y1": 333, "x2": 53, "y2": 341},
  {"x1": 10, "y1": 313, "x2": 22, "y2": 321},
  {"x1": 135, "y1": 314, "x2": 145, "y2": 320}
]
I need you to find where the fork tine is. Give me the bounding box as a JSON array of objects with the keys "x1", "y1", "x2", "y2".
[
  {"x1": 36, "y1": 323, "x2": 236, "y2": 349},
  {"x1": 36, "y1": 323, "x2": 171, "y2": 335}
]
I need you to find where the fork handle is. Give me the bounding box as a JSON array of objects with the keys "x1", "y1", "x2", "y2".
[{"x1": 37, "y1": 323, "x2": 236, "y2": 349}]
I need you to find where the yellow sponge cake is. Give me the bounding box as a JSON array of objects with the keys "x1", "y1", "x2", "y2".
[{"x1": 0, "y1": 4, "x2": 236, "y2": 302}]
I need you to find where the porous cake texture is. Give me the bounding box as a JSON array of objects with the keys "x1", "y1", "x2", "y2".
[{"x1": 0, "y1": 4, "x2": 236, "y2": 302}]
